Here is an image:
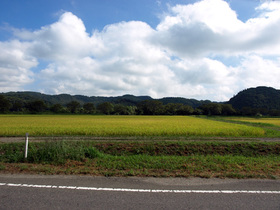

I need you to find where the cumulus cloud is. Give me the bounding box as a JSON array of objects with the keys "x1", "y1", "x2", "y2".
[
  {"x1": 1, "y1": 0, "x2": 280, "y2": 101},
  {"x1": 27, "y1": 12, "x2": 91, "y2": 60},
  {"x1": 154, "y1": 0, "x2": 280, "y2": 57},
  {"x1": 0, "y1": 40, "x2": 36, "y2": 91},
  {"x1": 237, "y1": 55, "x2": 280, "y2": 89}
]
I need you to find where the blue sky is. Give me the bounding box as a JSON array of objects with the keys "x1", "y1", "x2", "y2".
[
  {"x1": 0, "y1": 0, "x2": 190, "y2": 39},
  {"x1": 0, "y1": 0, "x2": 280, "y2": 101},
  {"x1": 0, "y1": 0, "x2": 259, "y2": 36}
]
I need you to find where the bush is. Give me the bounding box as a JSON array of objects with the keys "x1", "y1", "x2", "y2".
[{"x1": 27, "y1": 141, "x2": 104, "y2": 164}]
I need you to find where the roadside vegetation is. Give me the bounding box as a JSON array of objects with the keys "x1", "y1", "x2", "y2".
[{"x1": 0, "y1": 140, "x2": 279, "y2": 179}]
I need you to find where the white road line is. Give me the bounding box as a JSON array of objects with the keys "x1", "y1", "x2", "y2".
[{"x1": 1, "y1": 182, "x2": 280, "y2": 194}]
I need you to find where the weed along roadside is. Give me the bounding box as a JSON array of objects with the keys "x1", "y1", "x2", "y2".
[
  {"x1": 0, "y1": 140, "x2": 279, "y2": 179},
  {"x1": 0, "y1": 115, "x2": 280, "y2": 178}
]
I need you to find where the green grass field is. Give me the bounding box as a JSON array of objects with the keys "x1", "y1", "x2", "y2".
[{"x1": 0, "y1": 115, "x2": 267, "y2": 137}]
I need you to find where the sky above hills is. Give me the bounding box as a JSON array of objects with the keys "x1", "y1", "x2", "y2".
[{"x1": 0, "y1": 0, "x2": 280, "y2": 101}]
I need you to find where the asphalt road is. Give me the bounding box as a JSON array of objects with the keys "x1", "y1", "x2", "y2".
[{"x1": 0, "y1": 174, "x2": 280, "y2": 210}]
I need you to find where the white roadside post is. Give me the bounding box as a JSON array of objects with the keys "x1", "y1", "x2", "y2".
[{"x1": 25, "y1": 133, "x2": 29, "y2": 159}]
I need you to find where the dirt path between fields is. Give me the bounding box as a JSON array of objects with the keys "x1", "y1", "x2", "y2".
[{"x1": 1, "y1": 136, "x2": 280, "y2": 143}]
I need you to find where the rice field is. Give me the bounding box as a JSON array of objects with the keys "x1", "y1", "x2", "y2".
[
  {"x1": 0, "y1": 115, "x2": 266, "y2": 137},
  {"x1": 227, "y1": 117, "x2": 280, "y2": 127}
]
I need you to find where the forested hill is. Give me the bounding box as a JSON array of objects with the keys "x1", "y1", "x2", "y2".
[
  {"x1": 0, "y1": 91, "x2": 209, "y2": 108},
  {"x1": 228, "y1": 86, "x2": 280, "y2": 110},
  {"x1": 2, "y1": 86, "x2": 280, "y2": 112}
]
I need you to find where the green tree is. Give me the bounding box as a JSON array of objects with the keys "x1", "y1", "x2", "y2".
[
  {"x1": 241, "y1": 107, "x2": 257, "y2": 116},
  {"x1": 66, "y1": 101, "x2": 81, "y2": 113},
  {"x1": 113, "y1": 104, "x2": 128, "y2": 115},
  {"x1": 200, "y1": 103, "x2": 222, "y2": 115},
  {"x1": 164, "y1": 103, "x2": 180, "y2": 115},
  {"x1": 127, "y1": 106, "x2": 137, "y2": 115},
  {"x1": 50, "y1": 104, "x2": 66, "y2": 113},
  {"x1": 193, "y1": 108, "x2": 203, "y2": 115},
  {"x1": 176, "y1": 104, "x2": 194, "y2": 115},
  {"x1": 269, "y1": 109, "x2": 280, "y2": 116},
  {"x1": 83, "y1": 103, "x2": 96, "y2": 114},
  {"x1": 11, "y1": 100, "x2": 25, "y2": 112},
  {"x1": 26, "y1": 100, "x2": 47, "y2": 113},
  {"x1": 97, "y1": 102, "x2": 114, "y2": 115},
  {"x1": 221, "y1": 104, "x2": 236, "y2": 116},
  {"x1": 0, "y1": 95, "x2": 11, "y2": 113},
  {"x1": 137, "y1": 100, "x2": 164, "y2": 115},
  {"x1": 112, "y1": 104, "x2": 136, "y2": 115}
]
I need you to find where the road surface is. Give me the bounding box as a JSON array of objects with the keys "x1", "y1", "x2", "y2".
[{"x1": 0, "y1": 174, "x2": 280, "y2": 209}]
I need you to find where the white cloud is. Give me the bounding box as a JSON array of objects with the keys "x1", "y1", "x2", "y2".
[
  {"x1": 154, "y1": 0, "x2": 245, "y2": 57},
  {"x1": 0, "y1": 40, "x2": 36, "y2": 91},
  {"x1": 154, "y1": 0, "x2": 280, "y2": 57},
  {"x1": 37, "y1": 19, "x2": 176, "y2": 97},
  {"x1": 162, "y1": 0, "x2": 244, "y2": 33},
  {"x1": 236, "y1": 55, "x2": 280, "y2": 90},
  {"x1": 257, "y1": 1, "x2": 280, "y2": 12},
  {"x1": 1, "y1": 0, "x2": 280, "y2": 101},
  {"x1": 16, "y1": 12, "x2": 92, "y2": 61}
]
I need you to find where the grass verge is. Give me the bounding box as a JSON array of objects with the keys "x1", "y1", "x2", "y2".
[{"x1": 0, "y1": 140, "x2": 279, "y2": 179}]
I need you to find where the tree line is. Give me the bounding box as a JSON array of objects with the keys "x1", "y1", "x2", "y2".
[
  {"x1": 2, "y1": 94, "x2": 279, "y2": 116},
  {"x1": 2, "y1": 86, "x2": 280, "y2": 116}
]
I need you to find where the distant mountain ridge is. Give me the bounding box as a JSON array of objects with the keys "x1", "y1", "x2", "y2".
[
  {"x1": 1, "y1": 91, "x2": 209, "y2": 108},
  {"x1": 2, "y1": 86, "x2": 280, "y2": 110}
]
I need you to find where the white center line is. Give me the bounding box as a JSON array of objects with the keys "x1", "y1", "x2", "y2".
[{"x1": 1, "y1": 182, "x2": 280, "y2": 194}]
